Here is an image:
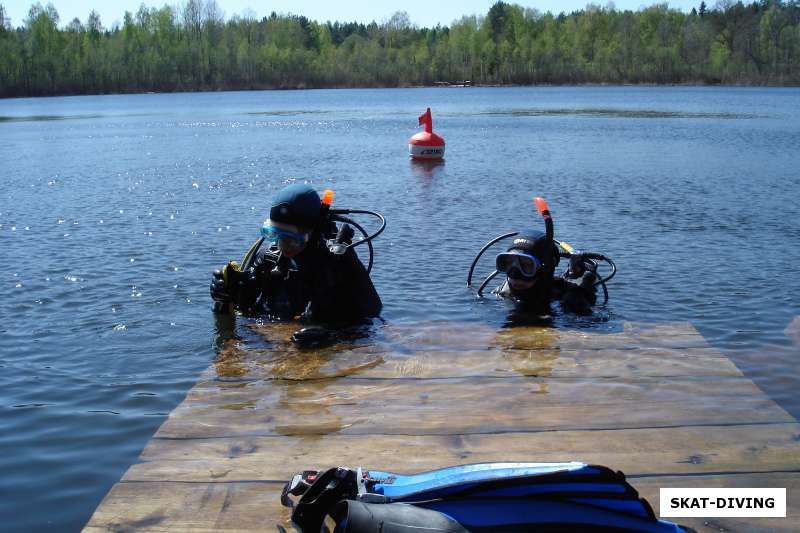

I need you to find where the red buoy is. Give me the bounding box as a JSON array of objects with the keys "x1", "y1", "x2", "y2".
[{"x1": 408, "y1": 108, "x2": 445, "y2": 161}]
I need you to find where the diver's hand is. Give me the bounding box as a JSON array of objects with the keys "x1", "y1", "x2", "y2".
[
  {"x1": 210, "y1": 268, "x2": 232, "y2": 303},
  {"x1": 560, "y1": 277, "x2": 597, "y2": 315},
  {"x1": 210, "y1": 261, "x2": 246, "y2": 305}
]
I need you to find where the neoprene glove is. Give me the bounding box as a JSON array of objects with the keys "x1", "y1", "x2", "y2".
[
  {"x1": 210, "y1": 261, "x2": 247, "y2": 304},
  {"x1": 210, "y1": 268, "x2": 232, "y2": 303}
]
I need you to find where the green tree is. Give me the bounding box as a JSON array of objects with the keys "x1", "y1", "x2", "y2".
[
  {"x1": 24, "y1": 2, "x2": 62, "y2": 94},
  {"x1": 2, "y1": 0, "x2": 799, "y2": 96},
  {"x1": 1, "y1": 3, "x2": 10, "y2": 30}
]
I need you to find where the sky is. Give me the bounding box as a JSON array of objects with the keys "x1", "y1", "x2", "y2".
[{"x1": 2, "y1": 0, "x2": 703, "y2": 29}]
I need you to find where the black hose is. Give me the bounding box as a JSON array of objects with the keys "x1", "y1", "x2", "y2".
[
  {"x1": 327, "y1": 209, "x2": 386, "y2": 275},
  {"x1": 585, "y1": 254, "x2": 616, "y2": 286},
  {"x1": 580, "y1": 253, "x2": 616, "y2": 302},
  {"x1": 331, "y1": 209, "x2": 386, "y2": 245},
  {"x1": 589, "y1": 258, "x2": 609, "y2": 304},
  {"x1": 477, "y1": 270, "x2": 501, "y2": 297},
  {"x1": 330, "y1": 214, "x2": 374, "y2": 274},
  {"x1": 467, "y1": 232, "x2": 518, "y2": 287},
  {"x1": 241, "y1": 237, "x2": 265, "y2": 271}
]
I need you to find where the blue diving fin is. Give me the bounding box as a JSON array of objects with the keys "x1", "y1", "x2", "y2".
[{"x1": 282, "y1": 462, "x2": 690, "y2": 532}]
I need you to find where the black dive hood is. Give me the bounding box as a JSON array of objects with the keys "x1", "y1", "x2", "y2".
[{"x1": 506, "y1": 230, "x2": 556, "y2": 272}]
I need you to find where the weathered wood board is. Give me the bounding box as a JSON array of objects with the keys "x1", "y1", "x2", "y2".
[{"x1": 85, "y1": 322, "x2": 800, "y2": 532}]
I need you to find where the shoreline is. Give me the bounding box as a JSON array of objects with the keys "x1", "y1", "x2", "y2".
[{"x1": 3, "y1": 81, "x2": 799, "y2": 100}]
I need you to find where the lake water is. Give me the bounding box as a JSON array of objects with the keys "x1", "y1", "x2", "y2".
[{"x1": 1, "y1": 87, "x2": 799, "y2": 531}]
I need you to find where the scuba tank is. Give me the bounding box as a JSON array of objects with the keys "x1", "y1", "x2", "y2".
[
  {"x1": 280, "y1": 462, "x2": 690, "y2": 532},
  {"x1": 467, "y1": 197, "x2": 616, "y2": 310}
]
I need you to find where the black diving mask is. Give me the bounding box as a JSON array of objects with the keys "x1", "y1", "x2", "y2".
[{"x1": 496, "y1": 251, "x2": 541, "y2": 279}]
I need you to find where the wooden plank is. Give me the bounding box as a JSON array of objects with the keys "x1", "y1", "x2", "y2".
[
  {"x1": 184, "y1": 375, "x2": 762, "y2": 406},
  {"x1": 207, "y1": 346, "x2": 743, "y2": 381},
  {"x1": 632, "y1": 472, "x2": 800, "y2": 532},
  {"x1": 214, "y1": 321, "x2": 731, "y2": 382},
  {"x1": 126, "y1": 424, "x2": 800, "y2": 483},
  {"x1": 153, "y1": 373, "x2": 791, "y2": 439},
  {"x1": 356, "y1": 321, "x2": 714, "y2": 352},
  {"x1": 234, "y1": 322, "x2": 716, "y2": 367},
  {"x1": 83, "y1": 481, "x2": 289, "y2": 532},
  {"x1": 154, "y1": 399, "x2": 788, "y2": 438}
]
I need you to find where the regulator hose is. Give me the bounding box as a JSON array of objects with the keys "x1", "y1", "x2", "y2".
[
  {"x1": 330, "y1": 214, "x2": 375, "y2": 273},
  {"x1": 328, "y1": 208, "x2": 386, "y2": 274},
  {"x1": 331, "y1": 209, "x2": 386, "y2": 246},
  {"x1": 467, "y1": 231, "x2": 518, "y2": 288},
  {"x1": 477, "y1": 270, "x2": 501, "y2": 297}
]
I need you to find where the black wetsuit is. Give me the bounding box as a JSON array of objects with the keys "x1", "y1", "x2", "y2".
[
  {"x1": 230, "y1": 237, "x2": 382, "y2": 324},
  {"x1": 496, "y1": 270, "x2": 597, "y2": 315}
]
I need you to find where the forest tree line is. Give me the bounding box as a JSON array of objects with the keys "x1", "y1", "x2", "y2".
[{"x1": 0, "y1": 0, "x2": 799, "y2": 97}]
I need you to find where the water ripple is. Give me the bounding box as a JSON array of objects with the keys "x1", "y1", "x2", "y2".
[{"x1": 0, "y1": 86, "x2": 799, "y2": 532}]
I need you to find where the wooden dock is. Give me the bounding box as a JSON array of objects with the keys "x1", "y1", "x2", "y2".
[{"x1": 84, "y1": 322, "x2": 799, "y2": 532}]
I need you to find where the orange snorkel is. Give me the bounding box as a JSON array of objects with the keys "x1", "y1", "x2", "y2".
[
  {"x1": 319, "y1": 189, "x2": 335, "y2": 222},
  {"x1": 533, "y1": 197, "x2": 554, "y2": 244}
]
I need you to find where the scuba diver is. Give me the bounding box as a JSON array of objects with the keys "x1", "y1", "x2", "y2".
[
  {"x1": 279, "y1": 462, "x2": 691, "y2": 532},
  {"x1": 210, "y1": 184, "x2": 384, "y2": 344},
  {"x1": 468, "y1": 197, "x2": 616, "y2": 315}
]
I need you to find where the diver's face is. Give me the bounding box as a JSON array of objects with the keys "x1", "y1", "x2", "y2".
[
  {"x1": 270, "y1": 221, "x2": 310, "y2": 257},
  {"x1": 508, "y1": 276, "x2": 536, "y2": 292},
  {"x1": 278, "y1": 239, "x2": 307, "y2": 257}
]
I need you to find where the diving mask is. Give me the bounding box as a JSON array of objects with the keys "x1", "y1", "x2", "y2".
[
  {"x1": 261, "y1": 220, "x2": 310, "y2": 253},
  {"x1": 496, "y1": 251, "x2": 541, "y2": 279}
]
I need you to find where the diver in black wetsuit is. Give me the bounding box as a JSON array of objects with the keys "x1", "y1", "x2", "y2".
[
  {"x1": 494, "y1": 229, "x2": 600, "y2": 314},
  {"x1": 210, "y1": 184, "x2": 382, "y2": 338},
  {"x1": 468, "y1": 197, "x2": 616, "y2": 315}
]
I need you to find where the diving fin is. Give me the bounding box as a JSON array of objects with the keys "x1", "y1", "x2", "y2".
[{"x1": 283, "y1": 462, "x2": 689, "y2": 532}]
